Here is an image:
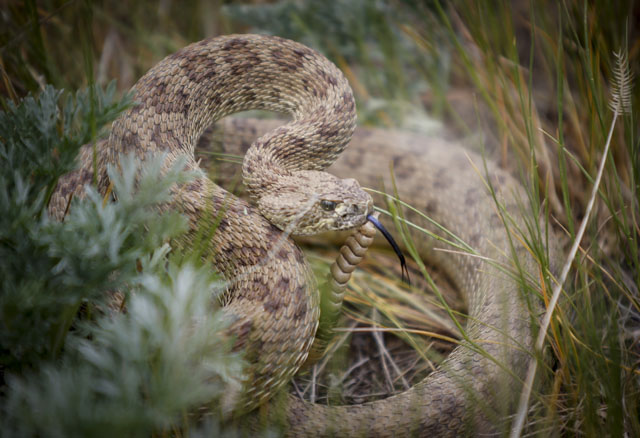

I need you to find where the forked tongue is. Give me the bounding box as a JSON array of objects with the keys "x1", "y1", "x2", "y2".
[{"x1": 366, "y1": 214, "x2": 410, "y2": 284}]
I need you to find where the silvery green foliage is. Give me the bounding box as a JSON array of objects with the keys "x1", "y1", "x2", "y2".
[
  {"x1": 1, "y1": 86, "x2": 247, "y2": 436},
  {"x1": 0, "y1": 84, "x2": 132, "y2": 369},
  {"x1": 0, "y1": 82, "x2": 129, "y2": 204},
  {"x1": 40, "y1": 153, "x2": 194, "y2": 295},
  {"x1": 4, "y1": 261, "x2": 244, "y2": 438}
]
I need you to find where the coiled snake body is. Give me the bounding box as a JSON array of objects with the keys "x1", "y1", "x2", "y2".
[{"x1": 51, "y1": 34, "x2": 555, "y2": 436}]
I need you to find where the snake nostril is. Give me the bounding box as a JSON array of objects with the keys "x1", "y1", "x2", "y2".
[{"x1": 339, "y1": 205, "x2": 357, "y2": 217}]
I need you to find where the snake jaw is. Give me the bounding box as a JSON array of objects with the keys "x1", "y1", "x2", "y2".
[
  {"x1": 332, "y1": 197, "x2": 373, "y2": 229},
  {"x1": 255, "y1": 171, "x2": 373, "y2": 235},
  {"x1": 48, "y1": 32, "x2": 553, "y2": 433}
]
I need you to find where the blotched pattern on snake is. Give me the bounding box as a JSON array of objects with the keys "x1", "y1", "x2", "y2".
[{"x1": 50, "y1": 34, "x2": 557, "y2": 436}]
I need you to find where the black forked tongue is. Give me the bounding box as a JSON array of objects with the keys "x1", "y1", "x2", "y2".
[{"x1": 366, "y1": 214, "x2": 410, "y2": 285}]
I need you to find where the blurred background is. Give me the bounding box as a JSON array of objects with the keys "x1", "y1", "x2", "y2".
[{"x1": 1, "y1": 0, "x2": 639, "y2": 436}]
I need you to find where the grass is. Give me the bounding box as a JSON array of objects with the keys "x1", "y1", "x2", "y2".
[{"x1": 1, "y1": 0, "x2": 639, "y2": 436}]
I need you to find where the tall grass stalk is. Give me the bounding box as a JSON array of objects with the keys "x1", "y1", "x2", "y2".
[
  {"x1": 511, "y1": 48, "x2": 634, "y2": 437},
  {"x1": 1, "y1": 1, "x2": 639, "y2": 435}
]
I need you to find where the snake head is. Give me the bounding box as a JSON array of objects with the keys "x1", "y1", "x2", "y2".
[{"x1": 257, "y1": 171, "x2": 373, "y2": 236}]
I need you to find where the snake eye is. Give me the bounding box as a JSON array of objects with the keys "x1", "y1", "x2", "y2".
[{"x1": 320, "y1": 200, "x2": 338, "y2": 211}]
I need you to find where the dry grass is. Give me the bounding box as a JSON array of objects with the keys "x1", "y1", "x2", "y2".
[
  {"x1": 294, "y1": 247, "x2": 463, "y2": 405},
  {"x1": 2, "y1": 0, "x2": 639, "y2": 436}
]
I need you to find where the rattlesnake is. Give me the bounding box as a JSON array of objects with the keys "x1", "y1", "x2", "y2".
[{"x1": 50, "y1": 34, "x2": 556, "y2": 436}]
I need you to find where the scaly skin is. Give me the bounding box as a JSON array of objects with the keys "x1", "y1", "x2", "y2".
[
  {"x1": 50, "y1": 34, "x2": 558, "y2": 436},
  {"x1": 208, "y1": 117, "x2": 560, "y2": 436}
]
